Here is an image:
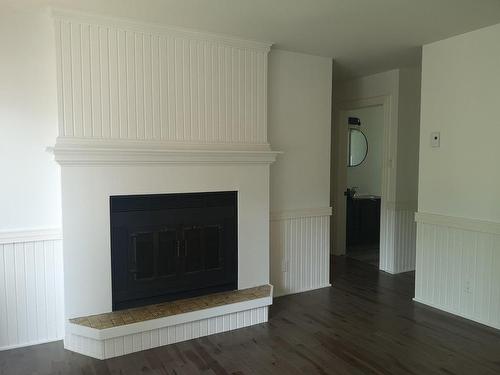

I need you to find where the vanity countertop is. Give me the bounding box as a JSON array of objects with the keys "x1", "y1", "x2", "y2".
[{"x1": 352, "y1": 194, "x2": 381, "y2": 200}]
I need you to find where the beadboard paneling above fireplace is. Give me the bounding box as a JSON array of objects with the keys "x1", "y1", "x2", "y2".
[{"x1": 53, "y1": 9, "x2": 271, "y2": 146}]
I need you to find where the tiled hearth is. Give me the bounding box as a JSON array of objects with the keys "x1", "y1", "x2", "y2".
[
  {"x1": 64, "y1": 285, "x2": 272, "y2": 360},
  {"x1": 70, "y1": 285, "x2": 271, "y2": 330}
]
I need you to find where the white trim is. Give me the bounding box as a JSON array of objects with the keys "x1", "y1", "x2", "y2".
[
  {"x1": 270, "y1": 207, "x2": 332, "y2": 221},
  {"x1": 49, "y1": 140, "x2": 281, "y2": 166},
  {"x1": 67, "y1": 292, "x2": 272, "y2": 341},
  {"x1": 273, "y1": 283, "x2": 331, "y2": 298},
  {"x1": 0, "y1": 228, "x2": 62, "y2": 244},
  {"x1": 333, "y1": 95, "x2": 395, "y2": 263},
  {"x1": 0, "y1": 338, "x2": 62, "y2": 352},
  {"x1": 415, "y1": 211, "x2": 500, "y2": 235},
  {"x1": 50, "y1": 8, "x2": 273, "y2": 52},
  {"x1": 413, "y1": 298, "x2": 500, "y2": 331}
]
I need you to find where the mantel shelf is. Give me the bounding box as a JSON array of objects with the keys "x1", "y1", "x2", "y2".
[{"x1": 48, "y1": 139, "x2": 281, "y2": 166}]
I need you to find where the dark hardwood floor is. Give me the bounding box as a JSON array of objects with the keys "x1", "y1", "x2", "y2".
[{"x1": 2, "y1": 257, "x2": 500, "y2": 375}]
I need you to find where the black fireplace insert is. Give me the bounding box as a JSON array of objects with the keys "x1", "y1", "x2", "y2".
[{"x1": 110, "y1": 191, "x2": 238, "y2": 310}]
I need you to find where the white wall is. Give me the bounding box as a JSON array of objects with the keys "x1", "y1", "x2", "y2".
[
  {"x1": 268, "y1": 50, "x2": 332, "y2": 213},
  {"x1": 346, "y1": 106, "x2": 384, "y2": 196},
  {"x1": 0, "y1": 5, "x2": 64, "y2": 350},
  {"x1": 0, "y1": 6, "x2": 61, "y2": 231},
  {"x1": 397, "y1": 68, "x2": 422, "y2": 204},
  {"x1": 415, "y1": 23, "x2": 500, "y2": 329},
  {"x1": 418, "y1": 25, "x2": 500, "y2": 222},
  {"x1": 268, "y1": 50, "x2": 332, "y2": 296}
]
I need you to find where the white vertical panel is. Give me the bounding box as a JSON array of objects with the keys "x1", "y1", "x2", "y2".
[
  {"x1": 380, "y1": 207, "x2": 417, "y2": 274},
  {"x1": 414, "y1": 215, "x2": 500, "y2": 330},
  {"x1": 54, "y1": 14, "x2": 270, "y2": 144},
  {"x1": 394, "y1": 209, "x2": 417, "y2": 273},
  {"x1": 270, "y1": 210, "x2": 331, "y2": 297},
  {"x1": 0, "y1": 237, "x2": 64, "y2": 351}
]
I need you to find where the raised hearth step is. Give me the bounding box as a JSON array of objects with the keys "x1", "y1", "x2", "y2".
[
  {"x1": 70, "y1": 285, "x2": 271, "y2": 330},
  {"x1": 64, "y1": 285, "x2": 273, "y2": 359}
]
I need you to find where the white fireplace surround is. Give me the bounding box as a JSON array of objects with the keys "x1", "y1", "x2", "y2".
[{"x1": 51, "y1": 9, "x2": 279, "y2": 358}]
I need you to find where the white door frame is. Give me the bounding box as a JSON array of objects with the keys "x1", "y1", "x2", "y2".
[{"x1": 332, "y1": 95, "x2": 398, "y2": 271}]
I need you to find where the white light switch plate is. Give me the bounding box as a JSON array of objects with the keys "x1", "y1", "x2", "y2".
[{"x1": 431, "y1": 132, "x2": 440, "y2": 148}]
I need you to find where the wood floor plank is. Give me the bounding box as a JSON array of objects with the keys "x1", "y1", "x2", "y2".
[{"x1": 1, "y1": 256, "x2": 500, "y2": 374}]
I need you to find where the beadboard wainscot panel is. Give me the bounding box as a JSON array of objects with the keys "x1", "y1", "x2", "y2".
[
  {"x1": 52, "y1": 9, "x2": 271, "y2": 146},
  {"x1": 380, "y1": 201, "x2": 417, "y2": 274},
  {"x1": 270, "y1": 208, "x2": 332, "y2": 297},
  {"x1": 0, "y1": 229, "x2": 64, "y2": 350},
  {"x1": 394, "y1": 207, "x2": 417, "y2": 273},
  {"x1": 379, "y1": 203, "x2": 395, "y2": 273},
  {"x1": 414, "y1": 212, "x2": 500, "y2": 330}
]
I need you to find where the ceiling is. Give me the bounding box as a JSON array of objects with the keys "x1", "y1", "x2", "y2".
[{"x1": 7, "y1": 0, "x2": 500, "y2": 79}]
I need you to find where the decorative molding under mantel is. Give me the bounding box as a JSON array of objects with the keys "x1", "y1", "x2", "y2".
[
  {"x1": 49, "y1": 139, "x2": 281, "y2": 166},
  {"x1": 0, "y1": 228, "x2": 62, "y2": 245}
]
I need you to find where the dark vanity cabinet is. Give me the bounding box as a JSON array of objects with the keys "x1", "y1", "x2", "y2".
[{"x1": 346, "y1": 197, "x2": 381, "y2": 250}]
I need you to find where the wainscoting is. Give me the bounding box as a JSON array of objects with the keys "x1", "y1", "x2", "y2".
[
  {"x1": 414, "y1": 212, "x2": 500, "y2": 330},
  {"x1": 270, "y1": 208, "x2": 332, "y2": 297},
  {"x1": 53, "y1": 9, "x2": 270, "y2": 144},
  {"x1": 380, "y1": 203, "x2": 417, "y2": 274},
  {"x1": 0, "y1": 230, "x2": 64, "y2": 351}
]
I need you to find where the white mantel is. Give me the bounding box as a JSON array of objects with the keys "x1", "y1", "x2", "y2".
[{"x1": 50, "y1": 138, "x2": 279, "y2": 166}]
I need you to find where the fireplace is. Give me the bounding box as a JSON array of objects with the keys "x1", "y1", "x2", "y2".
[{"x1": 110, "y1": 191, "x2": 238, "y2": 310}]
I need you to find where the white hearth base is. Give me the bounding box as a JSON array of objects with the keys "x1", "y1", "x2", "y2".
[{"x1": 64, "y1": 294, "x2": 272, "y2": 360}]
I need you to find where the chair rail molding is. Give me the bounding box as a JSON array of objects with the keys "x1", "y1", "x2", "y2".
[
  {"x1": 415, "y1": 211, "x2": 500, "y2": 235},
  {"x1": 270, "y1": 207, "x2": 333, "y2": 221},
  {"x1": 0, "y1": 228, "x2": 62, "y2": 245}
]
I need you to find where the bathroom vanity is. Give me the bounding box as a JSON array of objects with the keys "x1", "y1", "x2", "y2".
[{"x1": 346, "y1": 195, "x2": 381, "y2": 250}]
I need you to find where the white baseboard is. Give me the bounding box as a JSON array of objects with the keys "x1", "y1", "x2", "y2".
[
  {"x1": 273, "y1": 283, "x2": 332, "y2": 298},
  {"x1": 0, "y1": 338, "x2": 62, "y2": 352},
  {"x1": 413, "y1": 298, "x2": 500, "y2": 331}
]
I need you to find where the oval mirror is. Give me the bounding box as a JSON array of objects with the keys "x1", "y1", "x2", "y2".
[{"x1": 348, "y1": 128, "x2": 368, "y2": 167}]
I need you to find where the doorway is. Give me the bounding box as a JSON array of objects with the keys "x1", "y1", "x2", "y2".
[
  {"x1": 344, "y1": 106, "x2": 383, "y2": 267},
  {"x1": 331, "y1": 95, "x2": 396, "y2": 271}
]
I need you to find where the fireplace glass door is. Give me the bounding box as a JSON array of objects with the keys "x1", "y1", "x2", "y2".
[{"x1": 110, "y1": 192, "x2": 237, "y2": 310}]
